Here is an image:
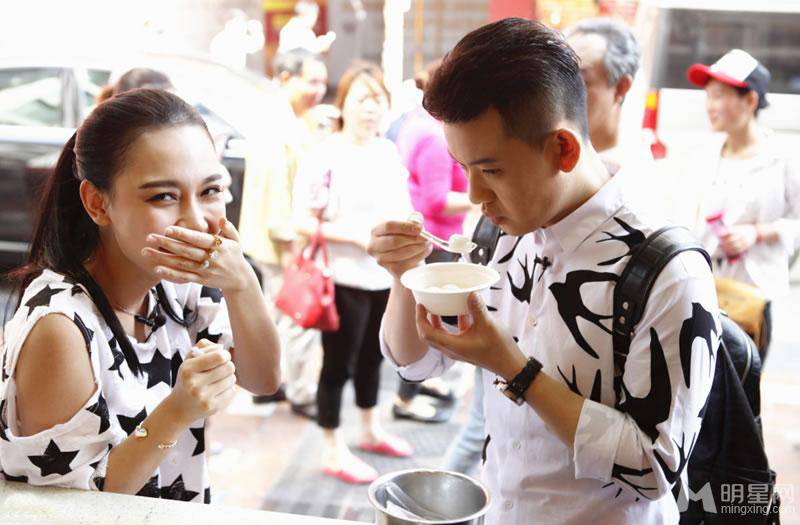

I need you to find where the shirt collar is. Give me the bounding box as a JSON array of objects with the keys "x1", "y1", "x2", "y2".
[{"x1": 542, "y1": 175, "x2": 625, "y2": 255}]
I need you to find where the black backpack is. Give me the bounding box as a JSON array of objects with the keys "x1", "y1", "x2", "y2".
[{"x1": 470, "y1": 219, "x2": 780, "y2": 524}]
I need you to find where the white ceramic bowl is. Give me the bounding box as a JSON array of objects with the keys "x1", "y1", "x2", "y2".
[{"x1": 400, "y1": 263, "x2": 500, "y2": 316}]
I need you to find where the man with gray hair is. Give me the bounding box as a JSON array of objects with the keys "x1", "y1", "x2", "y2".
[
  {"x1": 565, "y1": 18, "x2": 640, "y2": 153},
  {"x1": 565, "y1": 18, "x2": 664, "y2": 216},
  {"x1": 274, "y1": 48, "x2": 329, "y2": 129}
]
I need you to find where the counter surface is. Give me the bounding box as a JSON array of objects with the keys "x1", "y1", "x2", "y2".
[{"x1": 0, "y1": 480, "x2": 367, "y2": 525}]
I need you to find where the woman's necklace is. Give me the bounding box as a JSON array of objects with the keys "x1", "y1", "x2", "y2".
[
  {"x1": 110, "y1": 296, "x2": 153, "y2": 325},
  {"x1": 113, "y1": 304, "x2": 144, "y2": 320}
]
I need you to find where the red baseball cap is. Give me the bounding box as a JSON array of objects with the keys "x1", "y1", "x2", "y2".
[{"x1": 687, "y1": 49, "x2": 771, "y2": 109}]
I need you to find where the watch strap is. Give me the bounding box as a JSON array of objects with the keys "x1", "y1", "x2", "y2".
[
  {"x1": 496, "y1": 357, "x2": 542, "y2": 404},
  {"x1": 510, "y1": 357, "x2": 542, "y2": 398}
]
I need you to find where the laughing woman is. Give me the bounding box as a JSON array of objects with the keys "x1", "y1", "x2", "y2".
[{"x1": 0, "y1": 89, "x2": 280, "y2": 503}]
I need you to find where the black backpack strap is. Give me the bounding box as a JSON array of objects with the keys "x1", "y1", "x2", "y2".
[
  {"x1": 470, "y1": 215, "x2": 502, "y2": 266},
  {"x1": 612, "y1": 226, "x2": 711, "y2": 400}
]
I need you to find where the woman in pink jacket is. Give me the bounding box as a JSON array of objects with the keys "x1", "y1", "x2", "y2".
[{"x1": 392, "y1": 62, "x2": 473, "y2": 423}]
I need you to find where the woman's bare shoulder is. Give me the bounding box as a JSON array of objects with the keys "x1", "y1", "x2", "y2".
[{"x1": 13, "y1": 313, "x2": 96, "y2": 436}]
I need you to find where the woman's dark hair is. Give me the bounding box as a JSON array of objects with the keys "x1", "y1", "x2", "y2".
[
  {"x1": 96, "y1": 68, "x2": 174, "y2": 104},
  {"x1": 333, "y1": 61, "x2": 389, "y2": 131},
  {"x1": 9, "y1": 88, "x2": 210, "y2": 374},
  {"x1": 424, "y1": 18, "x2": 589, "y2": 146}
]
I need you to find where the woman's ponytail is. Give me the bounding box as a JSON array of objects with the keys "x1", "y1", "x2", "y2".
[{"x1": 11, "y1": 132, "x2": 96, "y2": 303}]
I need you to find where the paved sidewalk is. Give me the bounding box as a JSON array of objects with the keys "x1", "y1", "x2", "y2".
[{"x1": 207, "y1": 365, "x2": 473, "y2": 522}]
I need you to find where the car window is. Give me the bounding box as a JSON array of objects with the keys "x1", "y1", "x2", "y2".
[
  {"x1": 0, "y1": 68, "x2": 64, "y2": 127},
  {"x1": 74, "y1": 65, "x2": 238, "y2": 153},
  {"x1": 193, "y1": 101, "x2": 240, "y2": 152},
  {"x1": 80, "y1": 69, "x2": 112, "y2": 112},
  {"x1": 653, "y1": 9, "x2": 800, "y2": 94}
]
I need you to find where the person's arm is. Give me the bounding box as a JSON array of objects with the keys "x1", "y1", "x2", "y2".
[
  {"x1": 720, "y1": 155, "x2": 800, "y2": 257},
  {"x1": 16, "y1": 314, "x2": 185, "y2": 494},
  {"x1": 383, "y1": 279, "x2": 431, "y2": 366},
  {"x1": 105, "y1": 342, "x2": 237, "y2": 495},
  {"x1": 718, "y1": 222, "x2": 781, "y2": 257},
  {"x1": 380, "y1": 162, "x2": 450, "y2": 370},
  {"x1": 223, "y1": 268, "x2": 281, "y2": 395},
  {"x1": 144, "y1": 219, "x2": 281, "y2": 396},
  {"x1": 416, "y1": 253, "x2": 718, "y2": 499},
  {"x1": 378, "y1": 280, "x2": 458, "y2": 383},
  {"x1": 15, "y1": 315, "x2": 95, "y2": 437},
  {"x1": 414, "y1": 294, "x2": 585, "y2": 444},
  {"x1": 102, "y1": 397, "x2": 196, "y2": 494},
  {"x1": 206, "y1": 220, "x2": 281, "y2": 395},
  {"x1": 567, "y1": 257, "x2": 718, "y2": 499},
  {"x1": 366, "y1": 220, "x2": 443, "y2": 372},
  {"x1": 14, "y1": 316, "x2": 236, "y2": 495},
  {"x1": 719, "y1": 220, "x2": 796, "y2": 258}
]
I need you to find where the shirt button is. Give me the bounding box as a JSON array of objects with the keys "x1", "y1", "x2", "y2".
[
  {"x1": 504, "y1": 500, "x2": 514, "y2": 510},
  {"x1": 528, "y1": 314, "x2": 538, "y2": 327},
  {"x1": 513, "y1": 441, "x2": 522, "y2": 450}
]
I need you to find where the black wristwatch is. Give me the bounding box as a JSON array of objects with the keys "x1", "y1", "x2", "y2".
[{"x1": 494, "y1": 357, "x2": 543, "y2": 405}]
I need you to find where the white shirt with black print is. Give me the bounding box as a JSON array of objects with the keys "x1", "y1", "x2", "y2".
[
  {"x1": 0, "y1": 269, "x2": 234, "y2": 503},
  {"x1": 381, "y1": 176, "x2": 720, "y2": 524}
]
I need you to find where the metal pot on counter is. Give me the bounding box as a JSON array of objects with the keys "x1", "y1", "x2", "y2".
[{"x1": 368, "y1": 469, "x2": 491, "y2": 525}]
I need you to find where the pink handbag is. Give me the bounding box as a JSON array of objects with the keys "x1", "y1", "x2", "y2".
[
  {"x1": 275, "y1": 222, "x2": 339, "y2": 331},
  {"x1": 275, "y1": 169, "x2": 339, "y2": 331}
]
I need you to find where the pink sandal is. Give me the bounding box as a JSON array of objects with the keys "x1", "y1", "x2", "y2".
[
  {"x1": 322, "y1": 456, "x2": 378, "y2": 485},
  {"x1": 359, "y1": 437, "x2": 414, "y2": 458}
]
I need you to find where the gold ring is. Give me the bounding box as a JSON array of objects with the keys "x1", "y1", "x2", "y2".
[{"x1": 212, "y1": 234, "x2": 223, "y2": 247}]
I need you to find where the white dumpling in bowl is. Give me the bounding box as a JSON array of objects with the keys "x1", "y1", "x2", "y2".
[
  {"x1": 447, "y1": 234, "x2": 473, "y2": 254},
  {"x1": 425, "y1": 284, "x2": 462, "y2": 293}
]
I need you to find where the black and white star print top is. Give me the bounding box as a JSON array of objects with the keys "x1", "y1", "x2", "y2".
[
  {"x1": 0, "y1": 269, "x2": 233, "y2": 504},
  {"x1": 381, "y1": 176, "x2": 721, "y2": 524}
]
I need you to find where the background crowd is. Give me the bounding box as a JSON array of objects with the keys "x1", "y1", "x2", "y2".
[{"x1": 235, "y1": 9, "x2": 798, "y2": 486}]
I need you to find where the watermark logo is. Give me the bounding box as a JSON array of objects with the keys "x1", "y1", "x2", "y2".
[
  {"x1": 676, "y1": 482, "x2": 716, "y2": 513},
  {"x1": 677, "y1": 482, "x2": 795, "y2": 516}
]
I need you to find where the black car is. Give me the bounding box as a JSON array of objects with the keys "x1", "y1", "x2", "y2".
[{"x1": 0, "y1": 54, "x2": 285, "y2": 269}]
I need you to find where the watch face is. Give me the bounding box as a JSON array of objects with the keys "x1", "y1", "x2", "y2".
[
  {"x1": 503, "y1": 387, "x2": 525, "y2": 405},
  {"x1": 494, "y1": 379, "x2": 523, "y2": 404},
  {"x1": 134, "y1": 425, "x2": 148, "y2": 438}
]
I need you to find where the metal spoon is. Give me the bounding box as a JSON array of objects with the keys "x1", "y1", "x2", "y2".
[{"x1": 383, "y1": 481, "x2": 451, "y2": 521}]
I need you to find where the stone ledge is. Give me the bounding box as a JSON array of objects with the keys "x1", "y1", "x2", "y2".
[{"x1": 0, "y1": 480, "x2": 365, "y2": 525}]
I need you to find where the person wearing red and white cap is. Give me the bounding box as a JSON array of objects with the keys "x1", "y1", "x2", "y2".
[{"x1": 685, "y1": 49, "x2": 800, "y2": 300}]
